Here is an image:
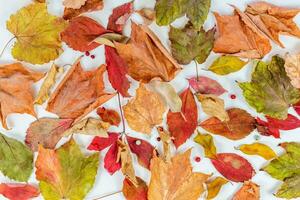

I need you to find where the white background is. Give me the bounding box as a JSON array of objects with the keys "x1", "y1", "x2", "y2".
[{"x1": 0, "y1": 0, "x2": 300, "y2": 200}]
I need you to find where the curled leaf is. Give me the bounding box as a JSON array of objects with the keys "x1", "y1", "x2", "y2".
[
  {"x1": 97, "y1": 107, "x2": 121, "y2": 126},
  {"x1": 238, "y1": 142, "x2": 277, "y2": 160},
  {"x1": 194, "y1": 132, "x2": 216, "y2": 159},
  {"x1": 63, "y1": 0, "x2": 103, "y2": 20},
  {"x1": 156, "y1": 127, "x2": 172, "y2": 162},
  {"x1": 63, "y1": 118, "x2": 109, "y2": 136},
  {"x1": 208, "y1": 56, "x2": 247, "y2": 75},
  {"x1": 107, "y1": 2, "x2": 133, "y2": 33},
  {"x1": 188, "y1": 76, "x2": 227, "y2": 96},
  {"x1": 122, "y1": 177, "x2": 148, "y2": 200},
  {"x1": 137, "y1": 8, "x2": 156, "y2": 24},
  {"x1": 232, "y1": 181, "x2": 260, "y2": 200},
  {"x1": 206, "y1": 177, "x2": 228, "y2": 199}
]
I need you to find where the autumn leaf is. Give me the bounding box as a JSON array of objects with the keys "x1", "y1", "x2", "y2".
[
  {"x1": 206, "y1": 177, "x2": 228, "y2": 199},
  {"x1": 157, "y1": 127, "x2": 172, "y2": 162},
  {"x1": 63, "y1": 0, "x2": 103, "y2": 20},
  {"x1": 88, "y1": 132, "x2": 119, "y2": 151},
  {"x1": 196, "y1": 94, "x2": 229, "y2": 122},
  {"x1": 266, "y1": 114, "x2": 300, "y2": 130},
  {"x1": 263, "y1": 142, "x2": 300, "y2": 199},
  {"x1": 194, "y1": 132, "x2": 217, "y2": 159},
  {"x1": 167, "y1": 88, "x2": 198, "y2": 148},
  {"x1": 122, "y1": 177, "x2": 148, "y2": 200},
  {"x1": 61, "y1": 16, "x2": 109, "y2": 52},
  {"x1": 232, "y1": 181, "x2": 260, "y2": 200},
  {"x1": 25, "y1": 118, "x2": 73, "y2": 151},
  {"x1": 208, "y1": 56, "x2": 247, "y2": 75},
  {"x1": 200, "y1": 108, "x2": 256, "y2": 140},
  {"x1": 155, "y1": 0, "x2": 211, "y2": 29},
  {"x1": 148, "y1": 150, "x2": 210, "y2": 200},
  {"x1": 107, "y1": 2, "x2": 133, "y2": 33},
  {"x1": 239, "y1": 55, "x2": 300, "y2": 119},
  {"x1": 238, "y1": 142, "x2": 277, "y2": 160},
  {"x1": 123, "y1": 84, "x2": 166, "y2": 134},
  {"x1": 63, "y1": 0, "x2": 87, "y2": 9},
  {"x1": 97, "y1": 107, "x2": 121, "y2": 126},
  {"x1": 294, "y1": 101, "x2": 300, "y2": 116},
  {"x1": 47, "y1": 58, "x2": 115, "y2": 122},
  {"x1": 0, "y1": 133, "x2": 33, "y2": 182},
  {"x1": 105, "y1": 46, "x2": 130, "y2": 97},
  {"x1": 6, "y1": 3, "x2": 67, "y2": 64},
  {"x1": 115, "y1": 22, "x2": 181, "y2": 82},
  {"x1": 169, "y1": 22, "x2": 215, "y2": 64},
  {"x1": 284, "y1": 53, "x2": 300, "y2": 88},
  {"x1": 35, "y1": 64, "x2": 63, "y2": 105},
  {"x1": 0, "y1": 63, "x2": 44, "y2": 129},
  {"x1": 93, "y1": 33, "x2": 129, "y2": 47},
  {"x1": 137, "y1": 8, "x2": 156, "y2": 24},
  {"x1": 0, "y1": 183, "x2": 40, "y2": 200},
  {"x1": 256, "y1": 117, "x2": 281, "y2": 138},
  {"x1": 211, "y1": 153, "x2": 255, "y2": 182},
  {"x1": 36, "y1": 138, "x2": 99, "y2": 200},
  {"x1": 188, "y1": 76, "x2": 227, "y2": 96}
]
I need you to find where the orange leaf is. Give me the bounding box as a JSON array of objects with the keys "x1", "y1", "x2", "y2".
[
  {"x1": 0, "y1": 183, "x2": 40, "y2": 200},
  {"x1": 63, "y1": 0, "x2": 103, "y2": 20},
  {"x1": 232, "y1": 181, "x2": 260, "y2": 200},
  {"x1": 122, "y1": 177, "x2": 148, "y2": 200},
  {"x1": 97, "y1": 107, "x2": 120, "y2": 126}
]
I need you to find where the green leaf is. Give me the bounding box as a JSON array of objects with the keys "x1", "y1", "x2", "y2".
[
  {"x1": 263, "y1": 142, "x2": 300, "y2": 199},
  {"x1": 36, "y1": 139, "x2": 99, "y2": 200},
  {"x1": 0, "y1": 133, "x2": 33, "y2": 182},
  {"x1": 239, "y1": 56, "x2": 300, "y2": 119},
  {"x1": 169, "y1": 23, "x2": 215, "y2": 65},
  {"x1": 155, "y1": 0, "x2": 211, "y2": 29},
  {"x1": 208, "y1": 56, "x2": 247, "y2": 75}
]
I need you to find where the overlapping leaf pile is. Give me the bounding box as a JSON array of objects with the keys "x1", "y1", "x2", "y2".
[{"x1": 0, "y1": 1, "x2": 300, "y2": 200}]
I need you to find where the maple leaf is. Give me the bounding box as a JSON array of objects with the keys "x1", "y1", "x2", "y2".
[
  {"x1": 263, "y1": 142, "x2": 300, "y2": 199},
  {"x1": 63, "y1": 0, "x2": 87, "y2": 9},
  {"x1": 208, "y1": 56, "x2": 247, "y2": 75},
  {"x1": 155, "y1": 0, "x2": 211, "y2": 29},
  {"x1": 284, "y1": 53, "x2": 300, "y2": 88},
  {"x1": 36, "y1": 138, "x2": 99, "y2": 200},
  {"x1": 97, "y1": 107, "x2": 121, "y2": 126},
  {"x1": 115, "y1": 22, "x2": 181, "y2": 82},
  {"x1": 46, "y1": 58, "x2": 115, "y2": 122},
  {"x1": 232, "y1": 181, "x2": 260, "y2": 200},
  {"x1": 239, "y1": 55, "x2": 300, "y2": 119},
  {"x1": 0, "y1": 133, "x2": 33, "y2": 182},
  {"x1": 61, "y1": 16, "x2": 109, "y2": 52},
  {"x1": 123, "y1": 84, "x2": 166, "y2": 134},
  {"x1": 122, "y1": 177, "x2": 148, "y2": 200},
  {"x1": 25, "y1": 118, "x2": 74, "y2": 151},
  {"x1": 148, "y1": 149, "x2": 210, "y2": 200},
  {"x1": 0, "y1": 183, "x2": 40, "y2": 200},
  {"x1": 200, "y1": 108, "x2": 256, "y2": 140},
  {"x1": 188, "y1": 76, "x2": 227, "y2": 96},
  {"x1": 63, "y1": 0, "x2": 103, "y2": 20},
  {"x1": 169, "y1": 22, "x2": 215, "y2": 65},
  {"x1": 0, "y1": 63, "x2": 44, "y2": 129},
  {"x1": 167, "y1": 88, "x2": 198, "y2": 148},
  {"x1": 6, "y1": 3, "x2": 67, "y2": 64},
  {"x1": 107, "y1": 2, "x2": 133, "y2": 33}
]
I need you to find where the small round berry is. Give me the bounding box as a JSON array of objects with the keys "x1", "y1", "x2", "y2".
[
  {"x1": 85, "y1": 51, "x2": 90, "y2": 56},
  {"x1": 195, "y1": 156, "x2": 201, "y2": 162},
  {"x1": 230, "y1": 94, "x2": 237, "y2": 99},
  {"x1": 156, "y1": 137, "x2": 161, "y2": 142},
  {"x1": 91, "y1": 55, "x2": 95, "y2": 59}
]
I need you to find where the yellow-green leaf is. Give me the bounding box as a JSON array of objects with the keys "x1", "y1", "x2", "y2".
[
  {"x1": 194, "y1": 132, "x2": 216, "y2": 159},
  {"x1": 208, "y1": 56, "x2": 247, "y2": 75},
  {"x1": 6, "y1": 3, "x2": 67, "y2": 64},
  {"x1": 238, "y1": 142, "x2": 277, "y2": 160},
  {"x1": 207, "y1": 177, "x2": 228, "y2": 199}
]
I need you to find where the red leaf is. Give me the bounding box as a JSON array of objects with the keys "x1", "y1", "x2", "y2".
[
  {"x1": 122, "y1": 177, "x2": 148, "y2": 200},
  {"x1": 107, "y1": 2, "x2": 133, "y2": 33},
  {"x1": 97, "y1": 107, "x2": 121, "y2": 126},
  {"x1": 126, "y1": 136, "x2": 154, "y2": 169},
  {"x1": 211, "y1": 153, "x2": 255, "y2": 182},
  {"x1": 105, "y1": 46, "x2": 130, "y2": 97},
  {"x1": 61, "y1": 16, "x2": 109, "y2": 52},
  {"x1": 188, "y1": 76, "x2": 227, "y2": 96},
  {"x1": 88, "y1": 132, "x2": 119, "y2": 151},
  {"x1": 256, "y1": 117, "x2": 281, "y2": 138},
  {"x1": 294, "y1": 101, "x2": 300, "y2": 116},
  {"x1": 167, "y1": 88, "x2": 198, "y2": 148},
  {"x1": 266, "y1": 114, "x2": 300, "y2": 130},
  {"x1": 104, "y1": 141, "x2": 121, "y2": 174},
  {"x1": 0, "y1": 183, "x2": 39, "y2": 200}
]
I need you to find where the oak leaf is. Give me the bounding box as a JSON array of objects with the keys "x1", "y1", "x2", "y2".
[
  {"x1": 107, "y1": 2, "x2": 133, "y2": 33},
  {"x1": 122, "y1": 177, "x2": 148, "y2": 200},
  {"x1": 0, "y1": 183, "x2": 40, "y2": 200},
  {"x1": 188, "y1": 76, "x2": 227, "y2": 96},
  {"x1": 232, "y1": 181, "x2": 260, "y2": 200},
  {"x1": 63, "y1": 0, "x2": 103, "y2": 20}
]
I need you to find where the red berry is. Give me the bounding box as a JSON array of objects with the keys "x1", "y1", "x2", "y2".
[
  {"x1": 85, "y1": 51, "x2": 90, "y2": 56},
  {"x1": 195, "y1": 156, "x2": 201, "y2": 162},
  {"x1": 156, "y1": 137, "x2": 161, "y2": 142},
  {"x1": 91, "y1": 55, "x2": 95, "y2": 59},
  {"x1": 230, "y1": 94, "x2": 236, "y2": 99}
]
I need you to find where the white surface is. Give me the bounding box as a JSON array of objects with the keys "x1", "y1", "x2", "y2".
[{"x1": 0, "y1": 0, "x2": 300, "y2": 200}]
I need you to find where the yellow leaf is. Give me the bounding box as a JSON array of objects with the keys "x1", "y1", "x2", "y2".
[
  {"x1": 6, "y1": 3, "x2": 67, "y2": 64},
  {"x1": 194, "y1": 132, "x2": 217, "y2": 159},
  {"x1": 206, "y1": 177, "x2": 228, "y2": 199},
  {"x1": 208, "y1": 56, "x2": 247, "y2": 75},
  {"x1": 238, "y1": 142, "x2": 277, "y2": 160}
]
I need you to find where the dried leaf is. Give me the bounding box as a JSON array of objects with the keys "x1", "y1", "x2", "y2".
[
  {"x1": 294, "y1": 101, "x2": 300, "y2": 116},
  {"x1": 266, "y1": 114, "x2": 300, "y2": 130},
  {"x1": 188, "y1": 76, "x2": 227, "y2": 96},
  {"x1": 256, "y1": 117, "x2": 281, "y2": 138},
  {"x1": 35, "y1": 64, "x2": 63, "y2": 105},
  {"x1": 123, "y1": 84, "x2": 166, "y2": 134},
  {"x1": 0, "y1": 63, "x2": 44, "y2": 129},
  {"x1": 122, "y1": 177, "x2": 148, "y2": 200},
  {"x1": 63, "y1": 0, "x2": 103, "y2": 20},
  {"x1": 63, "y1": 0, "x2": 87, "y2": 9},
  {"x1": 107, "y1": 2, "x2": 133, "y2": 33},
  {"x1": 105, "y1": 141, "x2": 121, "y2": 174},
  {"x1": 239, "y1": 55, "x2": 300, "y2": 119},
  {"x1": 115, "y1": 22, "x2": 181, "y2": 82},
  {"x1": 97, "y1": 107, "x2": 121, "y2": 126},
  {"x1": 194, "y1": 132, "x2": 216, "y2": 159},
  {"x1": 0, "y1": 183, "x2": 40, "y2": 200},
  {"x1": 63, "y1": 118, "x2": 109, "y2": 136},
  {"x1": 94, "y1": 33, "x2": 129, "y2": 47},
  {"x1": 232, "y1": 181, "x2": 260, "y2": 200},
  {"x1": 206, "y1": 177, "x2": 228, "y2": 199},
  {"x1": 25, "y1": 118, "x2": 73, "y2": 151},
  {"x1": 148, "y1": 150, "x2": 210, "y2": 200},
  {"x1": 238, "y1": 142, "x2": 277, "y2": 160},
  {"x1": 284, "y1": 53, "x2": 300, "y2": 88},
  {"x1": 137, "y1": 8, "x2": 156, "y2": 24},
  {"x1": 167, "y1": 88, "x2": 198, "y2": 148},
  {"x1": 47, "y1": 58, "x2": 115, "y2": 123},
  {"x1": 0, "y1": 133, "x2": 33, "y2": 182},
  {"x1": 88, "y1": 132, "x2": 119, "y2": 151},
  {"x1": 6, "y1": 3, "x2": 67, "y2": 64},
  {"x1": 208, "y1": 56, "x2": 247, "y2": 75},
  {"x1": 200, "y1": 108, "x2": 256, "y2": 140},
  {"x1": 157, "y1": 127, "x2": 172, "y2": 162},
  {"x1": 212, "y1": 153, "x2": 255, "y2": 182},
  {"x1": 196, "y1": 94, "x2": 229, "y2": 122}
]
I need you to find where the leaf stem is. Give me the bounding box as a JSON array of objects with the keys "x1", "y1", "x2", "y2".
[
  {"x1": 194, "y1": 60, "x2": 199, "y2": 81},
  {"x1": 90, "y1": 190, "x2": 122, "y2": 200},
  {"x1": 117, "y1": 92, "x2": 126, "y2": 135},
  {"x1": 0, "y1": 36, "x2": 16, "y2": 59}
]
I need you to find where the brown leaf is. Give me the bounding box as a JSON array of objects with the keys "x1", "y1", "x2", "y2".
[
  {"x1": 0, "y1": 63, "x2": 44, "y2": 129},
  {"x1": 63, "y1": 0, "x2": 103, "y2": 20},
  {"x1": 157, "y1": 126, "x2": 172, "y2": 162},
  {"x1": 123, "y1": 84, "x2": 166, "y2": 134},
  {"x1": 63, "y1": 118, "x2": 109, "y2": 136},
  {"x1": 137, "y1": 8, "x2": 156, "y2": 25},
  {"x1": 148, "y1": 149, "x2": 210, "y2": 200},
  {"x1": 115, "y1": 22, "x2": 181, "y2": 82},
  {"x1": 200, "y1": 108, "x2": 256, "y2": 140},
  {"x1": 232, "y1": 181, "x2": 260, "y2": 200},
  {"x1": 284, "y1": 53, "x2": 300, "y2": 88},
  {"x1": 46, "y1": 58, "x2": 115, "y2": 123}
]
